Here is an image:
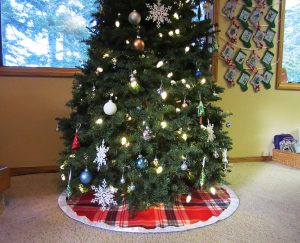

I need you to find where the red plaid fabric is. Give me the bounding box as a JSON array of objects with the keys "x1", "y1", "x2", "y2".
[{"x1": 67, "y1": 187, "x2": 231, "y2": 229}]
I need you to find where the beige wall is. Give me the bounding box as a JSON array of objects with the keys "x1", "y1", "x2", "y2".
[
  {"x1": 0, "y1": 76, "x2": 72, "y2": 167},
  {"x1": 219, "y1": 86, "x2": 300, "y2": 157}
]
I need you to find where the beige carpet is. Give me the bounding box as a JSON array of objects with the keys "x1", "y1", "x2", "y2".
[{"x1": 0, "y1": 162, "x2": 299, "y2": 243}]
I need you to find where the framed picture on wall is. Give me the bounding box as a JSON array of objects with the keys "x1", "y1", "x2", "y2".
[
  {"x1": 234, "y1": 50, "x2": 247, "y2": 70},
  {"x1": 264, "y1": 28, "x2": 275, "y2": 48},
  {"x1": 237, "y1": 71, "x2": 251, "y2": 91},
  {"x1": 240, "y1": 28, "x2": 253, "y2": 48},
  {"x1": 262, "y1": 70, "x2": 273, "y2": 89},
  {"x1": 261, "y1": 50, "x2": 274, "y2": 70},
  {"x1": 226, "y1": 23, "x2": 240, "y2": 43},
  {"x1": 237, "y1": 7, "x2": 251, "y2": 28},
  {"x1": 246, "y1": 52, "x2": 260, "y2": 71},
  {"x1": 249, "y1": 8, "x2": 263, "y2": 27},
  {"x1": 265, "y1": 7, "x2": 278, "y2": 27},
  {"x1": 224, "y1": 67, "x2": 238, "y2": 86},
  {"x1": 253, "y1": 29, "x2": 265, "y2": 48},
  {"x1": 221, "y1": 43, "x2": 235, "y2": 61},
  {"x1": 222, "y1": 0, "x2": 238, "y2": 19}
]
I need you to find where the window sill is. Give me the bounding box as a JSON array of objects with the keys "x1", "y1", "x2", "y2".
[
  {"x1": 0, "y1": 66, "x2": 82, "y2": 78},
  {"x1": 276, "y1": 81, "x2": 300, "y2": 91}
]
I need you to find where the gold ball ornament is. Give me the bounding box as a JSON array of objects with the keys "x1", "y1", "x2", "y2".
[{"x1": 133, "y1": 38, "x2": 145, "y2": 52}]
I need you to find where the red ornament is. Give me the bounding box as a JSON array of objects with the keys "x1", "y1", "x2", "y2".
[
  {"x1": 71, "y1": 132, "x2": 80, "y2": 150},
  {"x1": 199, "y1": 116, "x2": 203, "y2": 125}
]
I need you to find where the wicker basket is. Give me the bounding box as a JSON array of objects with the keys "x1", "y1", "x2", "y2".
[{"x1": 272, "y1": 149, "x2": 300, "y2": 169}]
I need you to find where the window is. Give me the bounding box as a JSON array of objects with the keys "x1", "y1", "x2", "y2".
[
  {"x1": 277, "y1": 0, "x2": 300, "y2": 90},
  {"x1": 281, "y1": 1, "x2": 300, "y2": 83},
  {"x1": 0, "y1": 0, "x2": 97, "y2": 77}
]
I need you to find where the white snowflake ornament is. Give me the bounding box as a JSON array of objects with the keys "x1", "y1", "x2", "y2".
[
  {"x1": 222, "y1": 148, "x2": 229, "y2": 170},
  {"x1": 206, "y1": 121, "x2": 216, "y2": 142},
  {"x1": 91, "y1": 179, "x2": 118, "y2": 211},
  {"x1": 93, "y1": 140, "x2": 109, "y2": 171},
  {"x1": 146, "y1": 0, "x2": 172, "y2": 28}
]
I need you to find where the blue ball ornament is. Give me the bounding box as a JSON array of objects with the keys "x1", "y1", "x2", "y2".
[
  {"x1": 195, "y1": 69, "x2": 202, "y2": 77},
  {"x1": 80, "y1": 168, "x2": 92, "y2": 184},
  {"x1": 135, "y1": 155, "x2": 148, "y2": 170}
]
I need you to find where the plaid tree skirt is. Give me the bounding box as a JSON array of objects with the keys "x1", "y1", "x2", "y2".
[{"x1": 58, "y1": 186, "x2": 239, "y2": 233}]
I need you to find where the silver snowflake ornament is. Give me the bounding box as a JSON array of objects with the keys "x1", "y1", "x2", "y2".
[
  {"x1": 146, "y1": 0, "x2": 172, "y2": 28},
  {"x1": 93, "y1": 140, "x2": 109, "y2": 171},
  {"x1": 91, "y1": 179, "x2": 118, "y2": 211}
]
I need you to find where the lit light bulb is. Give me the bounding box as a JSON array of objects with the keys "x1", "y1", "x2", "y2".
[
  {"x1": 156, "y1": 61, "x2": 164, "y2": 68},
  {"x1": 127, "y1": 116, "x2": 132, "y2": 121},
  {"x1": 173, "y1": 12, "x2": 179, "y2": 19},
  {"x1": 115, "y1": 20, "x2": 120, "y2": 27},
  {"x1": 103, "y1": 53, "x2": 110, "y2": 58},
  {"x1": 156, "y1": 166, "x2": 163, "y2": 174},
  {"x1": 78, "y1": 184, "x2": 85, "y2": 193},
  {"x1": 126, "y1": 40, "x2": 130, "y2": 44},
  {"x1": 175, "y1": 29, "x2": 180, "y2": 35},
  {"x1": 168, "y1": 30, "x2": 174, "y2": 36},
  {"x1": 186, "y1": 193, "x2": 192, "y2": 203},
  {"x1": 176, "y1": 108, "x2": 181, "y2": 113},
  {"x1": 161, "y1": 91, "x2": 167, "y2": 100},
  {"x1": 200, "y1": 78, "x2": 207, "y2": 84},
  {"x1": 182, "y1": 133, "x2": 188, "y2": 141},
  {"x1": 61, "y1": 174, "x2": 66, "y2": 181},
  {"x1": 171, "y1": 80, "x2": 177, "y2": 85},
  {"x1": 121, "y1": 137, "x2": 127, "y2": 146},
  {"x1": 95, "y1": 118, "x2": 103, "y2": 125},
  {"x1": 210, "y1": 187, "x2": 216, "y2": 195},
  {"x1": 130, "y1": 80, "x2": 138, "y2": 88},
  {"x1": 153, "y1": 157, "x2": 159, "y2": 166},
  {"x1": 69, "y1": 154, "x2": 76, "y2": 158},
  {"x1": 96, "y1": 67, "x2": 103, "y2": 74},
  {"x1": 185, "y1": 84, "x2": 191, "y2": 89},
  {"x1": 161, "y1": 121, "x2": 167, "y2": 128},
  {"x1": 185, "y1": 46, "x2": 190, "y2": 53},
  {"x1": 181, "y1": 79, "x2": 186, "y2": 84},
  {"x1": 167, "y1": 72, "x2": 173, "y2": 78},
  {"x1": 159, "y1": 33, "x2": 163, "y2": 38},
  {"x1": 60, "y1": 164, "x2": 65, "y2": 170}
]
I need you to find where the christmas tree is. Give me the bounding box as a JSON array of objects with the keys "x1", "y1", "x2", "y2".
[{"x1": 58, "y1": 0, "x2": 232, "y2": 211}]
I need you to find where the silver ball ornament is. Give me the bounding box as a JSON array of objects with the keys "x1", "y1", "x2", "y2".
[
  {"x1": 129, "y1": 182, "x2": 136, "y2": 191},
  {"x1": 120, "y1": 175, "x2": 125, "y2": 184},
  {"x1": 103, "y1": 100, "x2": 117, "y2": 115},
  {"x1": 128, "y1": 10, "x2": 141, "y2": 25},
  {"x1": 143, "y1": 127, "x2": 152, "y2": 141},
  {"x1": 181, "y1": 161, "x2": 188, "y2": 171}
]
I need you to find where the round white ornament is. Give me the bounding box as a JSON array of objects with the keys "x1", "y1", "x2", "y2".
[{"x1": 103, "y1": 100, "x2": 117, "y2": 115}]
